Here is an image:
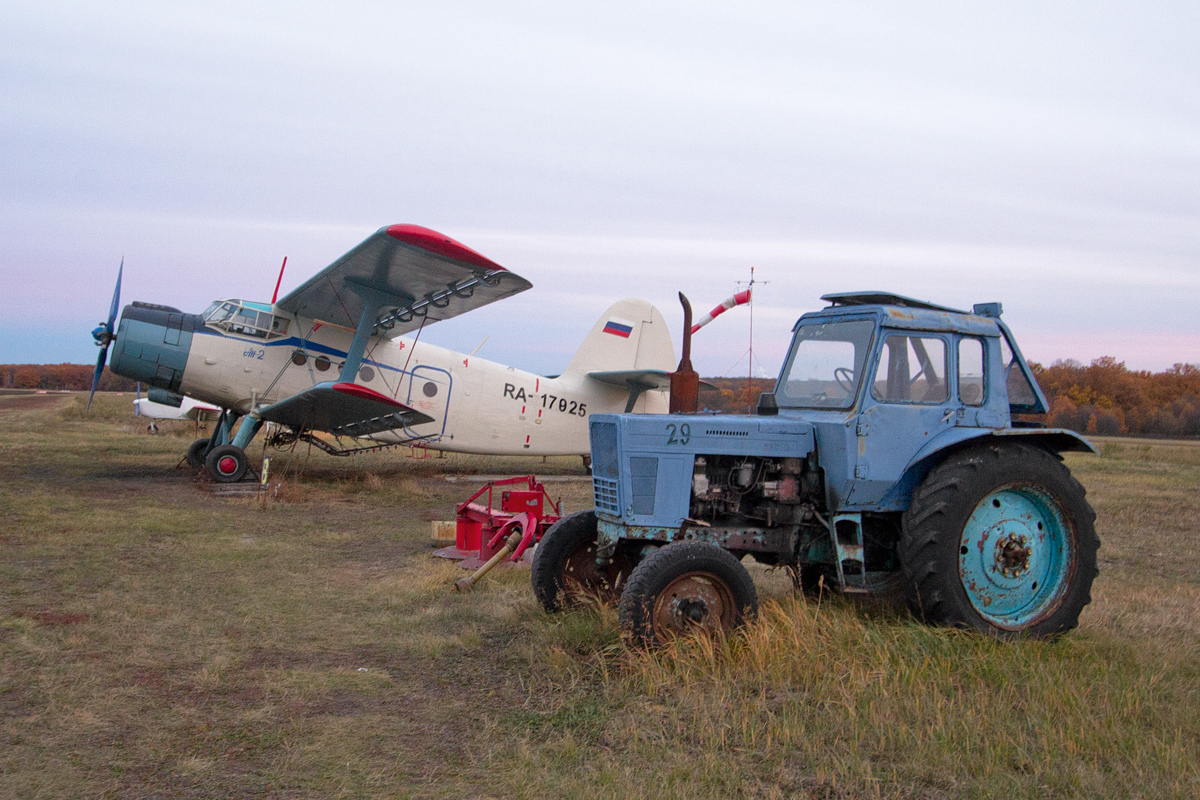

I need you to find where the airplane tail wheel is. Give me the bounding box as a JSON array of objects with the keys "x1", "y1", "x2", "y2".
[{"x1": 206, "y1": 444, "x2": 249, "y2": 483}]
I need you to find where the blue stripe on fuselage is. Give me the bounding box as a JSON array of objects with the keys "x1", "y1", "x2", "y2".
[{"x1": 192, "y1": 327, "x2": 409, "y2": 375}]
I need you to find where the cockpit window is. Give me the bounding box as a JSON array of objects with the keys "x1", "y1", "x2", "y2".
[
  {"x1": 203, "y1": 300, "x2": 289, "y2": 340},
  {"x1": 203, "y1": 302, "x2": 238, "y2": 324}
]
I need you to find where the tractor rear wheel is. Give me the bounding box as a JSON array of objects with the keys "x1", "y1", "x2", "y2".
[
  {"x1": 619, "y1": 540, "x2": 758, "y2": 648},
  {"x1": 186, "y1": 438, "x2": 210, "y2": 469},
  {"x1": 532, "y1": 510, "x2": 632, "y2": 611},
  {"x1": 900, "y1": 443, "x2": 1098, "y2": 639},
  {"x1": 205, "y1": 444, "x2": 249, "y2": 483}
]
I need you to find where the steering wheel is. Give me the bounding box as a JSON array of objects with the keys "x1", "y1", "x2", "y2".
[{"x1": 834, "y1": 367, "x2": 855, "y2": 393}]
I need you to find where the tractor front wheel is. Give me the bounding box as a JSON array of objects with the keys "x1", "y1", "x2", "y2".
[
  {"x1": 205, "y1": 444, "x2": 249, "y2": 483},
  {"x1": 532, "y1": 510, "x2": 632, "y2": 611},
  {"x1": 619, "y1": 540, "x2": 758, "y2": 648},
  {"x1": 900, "y1": 443, "x2": 1098, "y2": 639}
]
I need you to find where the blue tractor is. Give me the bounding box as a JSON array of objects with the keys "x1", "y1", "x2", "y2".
[{"x1": 532, "y1": 293, "x2": 1099, "y2": 646}]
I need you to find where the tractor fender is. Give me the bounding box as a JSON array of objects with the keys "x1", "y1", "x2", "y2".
[{"x1": 877, "y1": 427, "x2": 1097, "y2": 511}]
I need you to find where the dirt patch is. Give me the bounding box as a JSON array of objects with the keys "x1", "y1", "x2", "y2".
[
  {"x1": 12, "y1": 609, "x2": 91, "y2": 626},
  {"x1": 0, "y1": 394, "x2": 65, "y2": 412}
]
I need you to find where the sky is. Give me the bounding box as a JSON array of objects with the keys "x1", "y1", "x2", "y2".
[{"x1": 2, "y1": 0, "x2": 1197, "y2": 378}]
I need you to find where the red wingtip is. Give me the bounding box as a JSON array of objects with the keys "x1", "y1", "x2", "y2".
[
  {"x1": 332, "y1": 382, "x2": 404, "y2": 407},
  {"x1": 385, "y1": 224, "x2": 504, "y2": 272}
]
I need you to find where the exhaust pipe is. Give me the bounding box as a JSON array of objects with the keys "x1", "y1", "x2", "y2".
[{"x1": 669, "y1": 292, "x2": 699, "y2": 414}]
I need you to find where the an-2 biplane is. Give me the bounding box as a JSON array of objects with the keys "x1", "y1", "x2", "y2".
[{"x1": 89, "y1": 225, "x2": 676, "y2": 481}]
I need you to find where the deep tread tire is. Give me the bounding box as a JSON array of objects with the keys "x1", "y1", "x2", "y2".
[
  {"x1": 205, "y1": 444, "x2": 249, "y2": 483},
  {"x1": 619, "y1": 540, "x2": 758, "y2": 648},
  {"x1": 532, "y1": 511, "x2": 631, "y2": 612},
  {"x1": 900, "y1": 443, "x2": 1099, "y2": 639},
  {"x1": 186, "y1": 438, "x2": 210, "y2": 469}
]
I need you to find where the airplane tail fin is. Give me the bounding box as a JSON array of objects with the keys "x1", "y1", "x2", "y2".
[{"x1": 564, "y1": 299, "x2": 676, "y2": 389}]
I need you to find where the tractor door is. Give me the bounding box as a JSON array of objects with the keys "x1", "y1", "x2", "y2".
[{"x1": 846, "y1": 332, "x2": 956, "y2": 507}]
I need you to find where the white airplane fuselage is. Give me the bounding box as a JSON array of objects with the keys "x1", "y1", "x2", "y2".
[{"x1": 149, "y1": 301, "x2": 670, "y2": 455}]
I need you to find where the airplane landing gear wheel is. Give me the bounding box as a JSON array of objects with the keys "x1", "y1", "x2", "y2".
[
  {"x1": 206, "y1": 444, "x2": 249, "y2": 483},
  {"x1": 618, "y1": 540, "x2": 758, "y2": 648},
  {"x1": 186, "y1": 438, "x2": 210, "y2": 469}
]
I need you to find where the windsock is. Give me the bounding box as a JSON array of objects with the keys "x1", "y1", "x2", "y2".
[{"x1": 691, "y1": 289, "x2": 751, "y2": 334}]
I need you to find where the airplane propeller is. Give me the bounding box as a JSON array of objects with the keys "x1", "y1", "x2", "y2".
[{"x1": 87, "y1": 259, "x2": 123, "y2": 412}]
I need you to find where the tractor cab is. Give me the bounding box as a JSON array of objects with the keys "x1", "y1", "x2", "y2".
[
  {"x1": 770, "y1": 292, "x2": 1046, "y2": 422},
  {"x1": 202, "y1": 300, "x2": 290, "y2": 340}
]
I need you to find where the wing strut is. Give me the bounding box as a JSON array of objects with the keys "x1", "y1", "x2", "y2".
[{"x1": 339, "y1": 284, "x2": 387, "y2": 384}]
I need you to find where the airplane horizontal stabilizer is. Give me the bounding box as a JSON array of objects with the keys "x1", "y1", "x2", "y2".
[
  {"x1": 257, "y1": 382, "x2": 434, "y2": 437},
  {"x1": 586, "y1": 369, "x2": 671, "y2": 391}
]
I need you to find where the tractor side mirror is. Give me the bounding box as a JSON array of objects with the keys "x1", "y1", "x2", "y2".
[{"x1": 757, "y1": 391, "x2": 778, "y2": 416}]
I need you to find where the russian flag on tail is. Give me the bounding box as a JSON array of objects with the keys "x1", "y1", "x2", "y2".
[{"x1": 602, "y1": 318, "x2": 634, "y2": 338}]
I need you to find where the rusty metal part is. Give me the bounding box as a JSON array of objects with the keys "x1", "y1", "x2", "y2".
[
  {"x1": 562, "y1": 535, "x2": 633, "y2": 603},
  {"x1": 651, "y1": 571, "x2": 737, "y2": 638},
  {"x1": 994, "y1": 532, "x2": 1032, "y2": 578},
  {"x1": 669, "y1": 292, "x2": 699, "y2": 414},
  {"x1": 454, "y1": 531, "x2": 522, "y2": 592}
]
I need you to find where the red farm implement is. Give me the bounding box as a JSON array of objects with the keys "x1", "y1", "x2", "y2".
[{"x1": 435, "y1": 476, "x2": 562, "y2": 588}]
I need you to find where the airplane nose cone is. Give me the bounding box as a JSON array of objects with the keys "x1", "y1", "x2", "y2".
[{"x1": 91, "y1": 323, "x2": 111, "y2": 345}]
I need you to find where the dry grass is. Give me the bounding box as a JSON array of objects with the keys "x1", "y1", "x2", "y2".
[{"x1": 1, "y1": 395, "x2": 1196, "y2": 798}]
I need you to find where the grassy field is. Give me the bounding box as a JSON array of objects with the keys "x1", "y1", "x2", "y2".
[{"x1": 2, "y1": 392, "x2": 1197, "y2": 799}]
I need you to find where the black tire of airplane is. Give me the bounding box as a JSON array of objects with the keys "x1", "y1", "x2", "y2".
[
  {"x1": 206, "y1": 444, "x2": 249, "y2": 483},
  {"x1": 186, "y1": 438, "x2": 210, "y2": 469}
]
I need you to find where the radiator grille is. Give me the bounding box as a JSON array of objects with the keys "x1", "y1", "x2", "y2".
[{"x1": 593, "y1": 476, "x2": 620, "y2": 515}]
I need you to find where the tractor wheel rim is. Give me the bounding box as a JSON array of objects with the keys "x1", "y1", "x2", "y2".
[
  {"x1": 652, "y1": 572, "x2": 735, "y2": 639},
  {"x1": 958, "y1": 484, "x2": 1075, "y2": 628},
  {"x1": 562, "y1": 541, "x2": 629, "y2": 602},
  {"x1": 217, "y1": 456, "x2": 239, "y2": 475}
]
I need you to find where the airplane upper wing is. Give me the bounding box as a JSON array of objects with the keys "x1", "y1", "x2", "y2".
[
  {"x1": 274, "y1": 225, "x2": 532, "y2": 337},
  {"x1": 256, "y1": 382, "x2": 435, "y2": 437}
]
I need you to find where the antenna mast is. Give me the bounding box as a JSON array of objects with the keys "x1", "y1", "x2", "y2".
[{"x1": 736, "y1": 267, "x2": 767, "y2": 413}]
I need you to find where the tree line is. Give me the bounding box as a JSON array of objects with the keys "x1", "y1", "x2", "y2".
[
  {"x1": 1032, "y1": 358, "x2": 1200, "y2": 438},
  {"x1": 0, "y1": 364, "x2": 137, "y2": 392},
  {"x1": 5, "y1": 359, "x2": 1198, "y2": 438},
  {"x1": 701, "y1": 362, "x2": 1200, "y2": 438}
]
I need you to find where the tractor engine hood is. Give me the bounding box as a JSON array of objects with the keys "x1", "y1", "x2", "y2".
[{"x1": 109, "y1": 303, "x2": 203, "y2": 394}]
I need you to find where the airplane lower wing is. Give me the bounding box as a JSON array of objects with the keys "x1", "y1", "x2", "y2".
[{"x1": 256, "y1": 382, "x2": 434, "y2": 438}]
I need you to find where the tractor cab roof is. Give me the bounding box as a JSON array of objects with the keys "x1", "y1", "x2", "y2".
[
  {"x1": 820, "y1": 292, "x2": 966, "y2": 313},
  {"x1": 800, "y1": 292, "x2": 1004, "y2": 337}
]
